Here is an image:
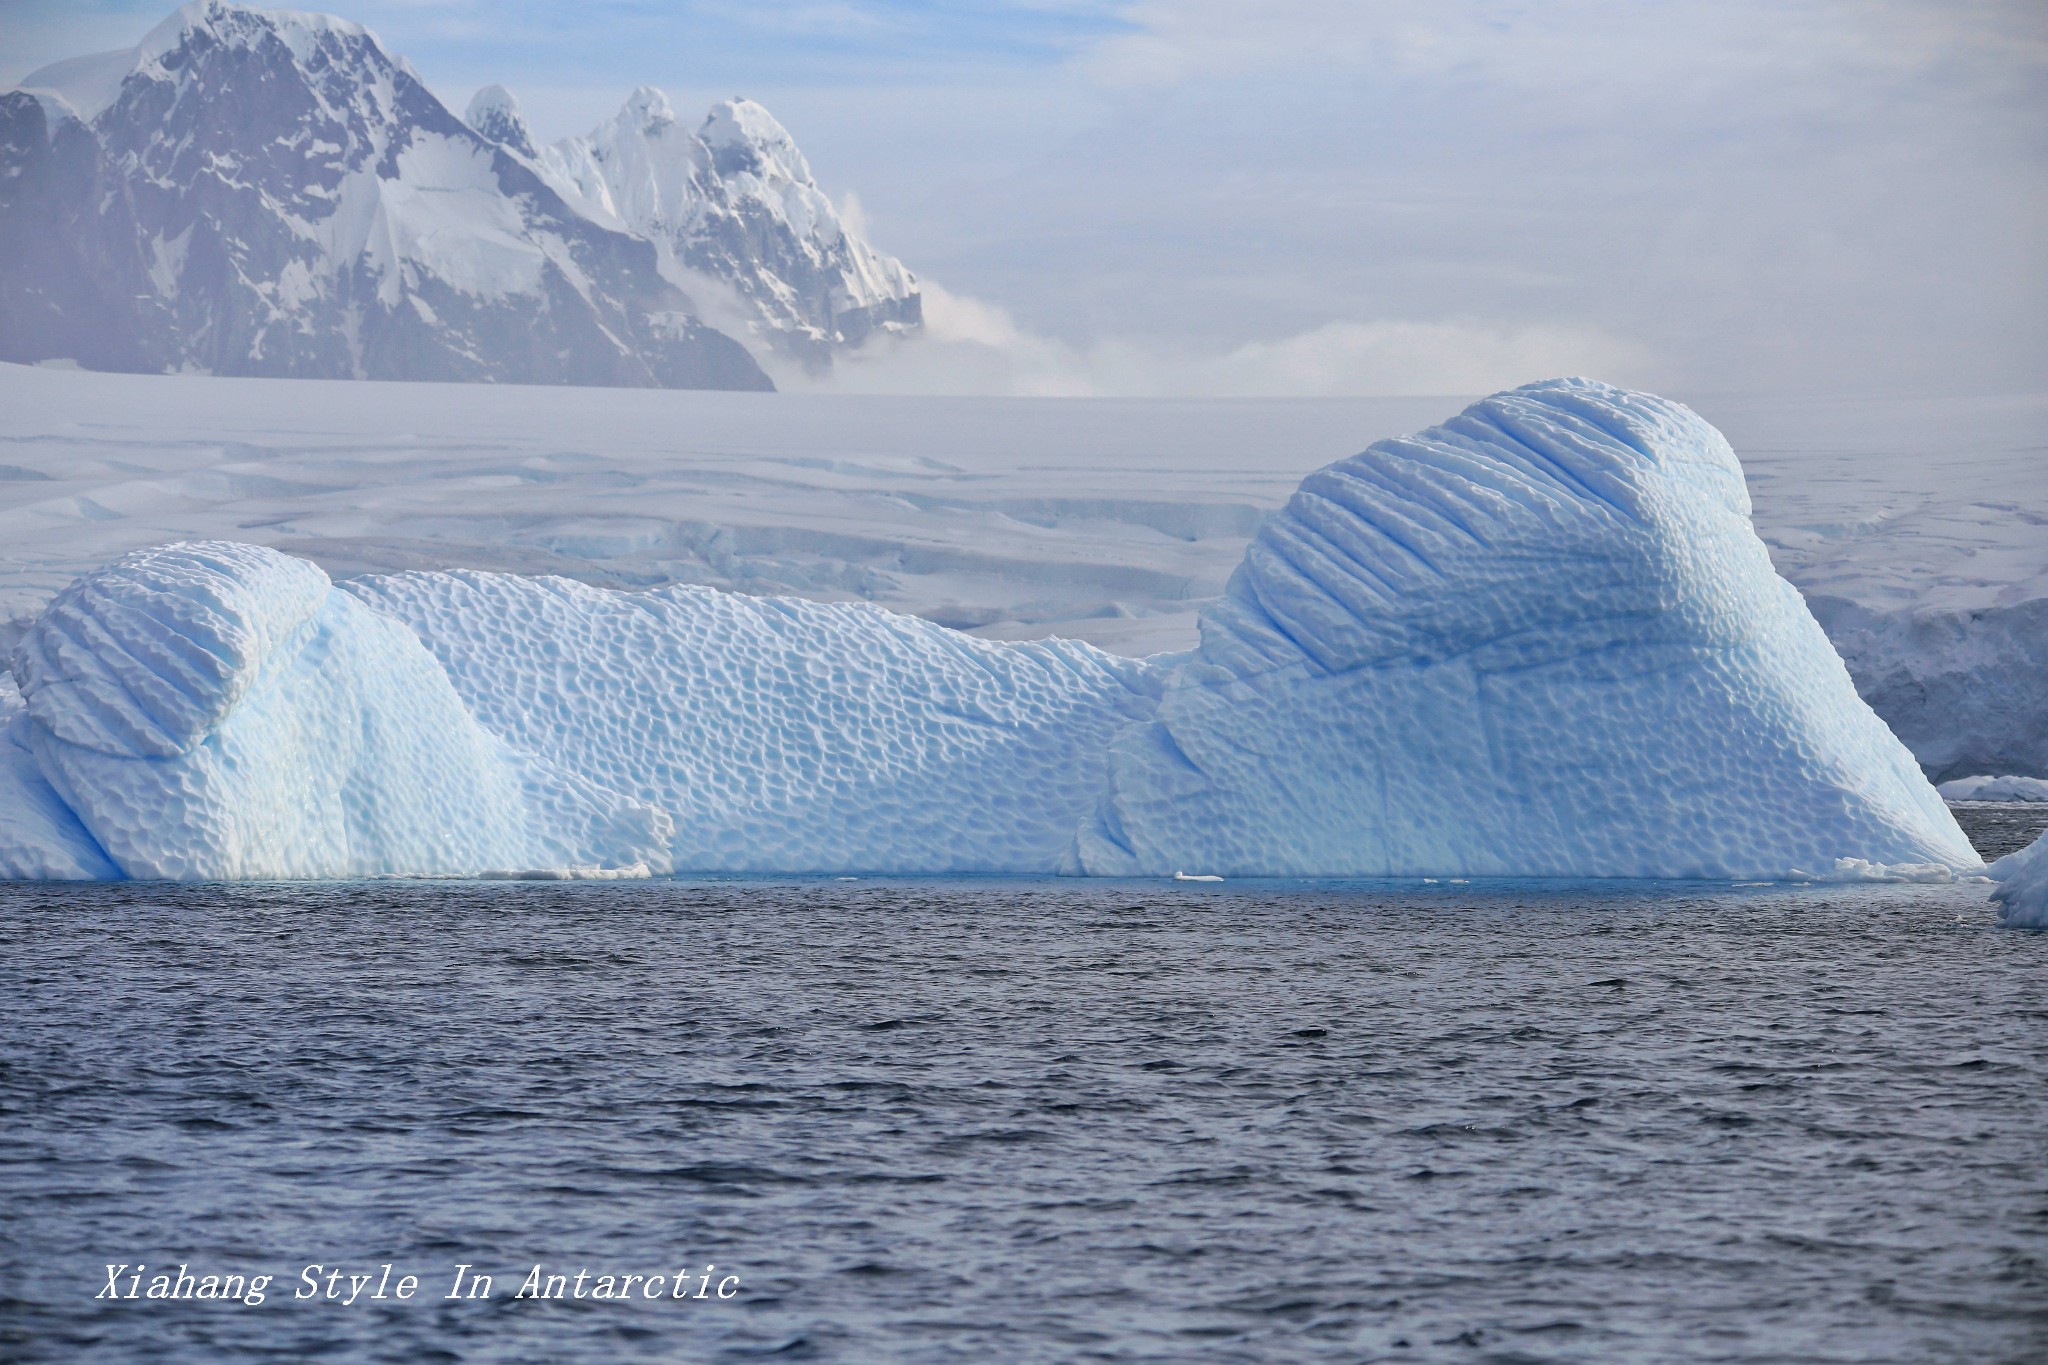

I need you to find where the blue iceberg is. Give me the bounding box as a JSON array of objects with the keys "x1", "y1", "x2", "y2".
[
  {"x1": 1990, "y1": 834, "x2": 2048, "y2": 928},
  {"x1": 0, "y1": 380, "x2": 1979, "y2": 882}
]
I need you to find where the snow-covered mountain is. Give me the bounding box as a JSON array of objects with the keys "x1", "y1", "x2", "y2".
[
  {"x1": 469, "y1": 84, "x2": 921, "y2": 367},
  {"x1": 0, "y1": 1, "x2": 922, "y2": 387}
]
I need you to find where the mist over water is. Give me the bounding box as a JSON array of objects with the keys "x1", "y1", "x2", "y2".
[{"x1": 3, "y1": 843, "x2": 2044, "y2": 1361}]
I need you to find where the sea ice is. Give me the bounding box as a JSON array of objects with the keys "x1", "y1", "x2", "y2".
[{"x1": 0, "y1": 380, "x2": 1983, "y2": 883}]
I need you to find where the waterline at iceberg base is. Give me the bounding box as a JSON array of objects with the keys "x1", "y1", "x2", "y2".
[{"x1": 0, "y1": 379, "x2": 1979, "y2": 885}]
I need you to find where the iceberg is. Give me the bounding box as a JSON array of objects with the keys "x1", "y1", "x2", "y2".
[
  {"x1": 1071, "y1": 380, "x2": 1976, "y2": 879},
  {"x1": 0, "y1": 379, "x2": 1981, "y2": 883},
  {"x1": 6, "y1": 542, "x2": 672, "y2": 879},
  {"x1": 1989, "y1": 832, "x2": 2048, "y2": 928}
]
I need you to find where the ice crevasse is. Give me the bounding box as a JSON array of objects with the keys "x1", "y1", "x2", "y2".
[{"x1": 0, "y1": 379, "x2": 1983, "y2": 885}]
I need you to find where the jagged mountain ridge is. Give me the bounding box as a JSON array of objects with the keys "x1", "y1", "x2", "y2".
[
  {"x1": 467, "y1": 85, "x2": 920, "y2": 367},
  {"x1": 1, "y1": 1, "x2": 922, "y2": 387}
]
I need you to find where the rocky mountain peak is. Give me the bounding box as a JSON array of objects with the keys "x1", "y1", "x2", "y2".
[
  {"x1": 536, "y1": 87, "x2": 919, "y2": 366},
  {"x1": 700, "y1": 98, "x2": 813, "y2": 185},
  {"x1": 621, "y1": 85, "x2": 679, "y2": 131},
  {"x1": 136, "y1": 1, "x2": 381, "y2": 67},
  {"x1": 464, "y1": 83, "x2": 537, "y2": 160}
]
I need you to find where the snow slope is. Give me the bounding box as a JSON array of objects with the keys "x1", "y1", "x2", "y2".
[{"x1": 0, "y1": 380, "x2": 1979, "y2": 881}]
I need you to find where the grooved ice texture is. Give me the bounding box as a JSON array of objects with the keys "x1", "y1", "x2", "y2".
[{"x1": 0, "y1": 380, "x2": 1980, "y2": 883}]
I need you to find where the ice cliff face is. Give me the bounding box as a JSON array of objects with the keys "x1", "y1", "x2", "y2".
[
  {"x1": 501, "y1": 87, "x2": 919, "y2": 367},
  {"x1": 0, "y1": 1, "x2": 920, "y2": 386},
  {"x1": 0, "y1": 381, "x2": 1980, "y2": 884}
]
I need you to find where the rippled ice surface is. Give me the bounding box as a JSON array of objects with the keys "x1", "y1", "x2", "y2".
[{"x1": 3, "y1": 869, "x2": 2044, "y2": 1363}]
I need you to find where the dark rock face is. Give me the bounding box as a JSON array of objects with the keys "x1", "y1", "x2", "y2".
[
  {"x1": 0, "y1": 94, "x2": 164, "y2": 375},
  {"x1": 0, "y1": 3, "x2": 771, "y2": 390}
]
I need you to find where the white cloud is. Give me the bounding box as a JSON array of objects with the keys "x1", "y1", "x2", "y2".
[
  {"x1": 1130, "y1": 318, "x2": 1653, "y2": 398},
  {"x1": 1083, "y1": 0, "x2": 2048, "y2": 96},
  {"x1": 796, "y1": 281, "x2": 1652, "y2": 397},
  {"x1": 834, "y1": 189, "x2": 870, "y2": 239}
]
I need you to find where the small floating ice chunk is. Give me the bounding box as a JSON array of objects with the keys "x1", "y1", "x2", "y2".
[
  {"x1": 478, "y1": 864, "x2": 654, "y2": 881},
  {"x1": 1786, "y1": 858, "x2": 1958, "y2": 884}
]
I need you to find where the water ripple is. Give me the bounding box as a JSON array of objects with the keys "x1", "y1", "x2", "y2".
[{"x1": 0, "y1": 875, "x2": 2042, "y2": 1363}]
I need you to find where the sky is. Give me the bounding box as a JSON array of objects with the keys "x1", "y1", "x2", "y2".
[{"x1": 3, "y1": 0, "x2": 2044, "y2": 398}]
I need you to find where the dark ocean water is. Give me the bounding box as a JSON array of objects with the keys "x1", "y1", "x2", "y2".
[
  {"x1": 2, "y1": 808, "x2": 2044, "y2": 1364},
  {"x1": 1952, "y1": 801, "x2": 2048, "y2": 859}
]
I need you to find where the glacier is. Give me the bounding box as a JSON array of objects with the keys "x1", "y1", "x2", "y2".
[{"x1": 0, "y1": 379, "x2": 1981, "y2": 883}]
